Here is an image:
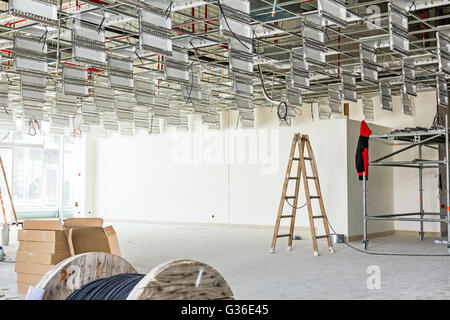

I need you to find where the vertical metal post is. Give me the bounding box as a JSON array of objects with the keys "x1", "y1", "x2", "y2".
[
  {"x1": 446, "y1": 115, "x2": 450, "y2": 254},
  {"x1": 418, "y1": 144, "x2": 424, "y2": 240},
  {"x1": 363, "y1": 171, "x2": 368, "y2": 250}
]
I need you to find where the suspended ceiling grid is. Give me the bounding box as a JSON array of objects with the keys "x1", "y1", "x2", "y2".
[{"x1": 0, "y1": 0, "x2": 449, "y2": 131}]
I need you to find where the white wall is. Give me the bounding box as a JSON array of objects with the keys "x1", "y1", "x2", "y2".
[
  {"x1": 90, "y1": 89, "x2": 442, "y2": 236},
  {"x1": 93, "y1": 109, "x2": 351, "y2": 235}
]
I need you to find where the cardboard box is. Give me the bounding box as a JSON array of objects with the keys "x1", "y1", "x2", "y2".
[
  {"x1": 17, "y1": 282, "x2": 31, "y2": 295},
  {"x1": 19, "y1": 240, "x2": 70, "y2": 254},
  {"x1": 22, "y1": 219, "x2": 64, "y2": 231},
  {"x1": 104, "y1": 225, "x2": 121, "y2": 256},
  {"x1": 15, "y1": 218, "x2": 122, "y2": 295},
  {"x1": 64, "y1": 217, "x2": 103, "y2": 228},
  {"x1": 63, "y1": 219, "x2": 120, "y2": 256},
  {"x1": 67, "y1": 227, "x2": 111, "y2": 254},
  {"x1": 16, "y1": 250, "x2": 71, "y2": 265},
  {"x1": 15, "y1": 261, "x2": 54, "y2": 275},
  {"x1": 18, "y1": 230, "x2": 68, "y2": 242},
  {"x1": 17, "y1": 273, "x2": 43, "y2": 286}
]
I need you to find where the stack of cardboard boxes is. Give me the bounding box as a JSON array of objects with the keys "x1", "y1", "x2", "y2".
[
  {"x1": 15, "y1": 220, "x2": 70, "y2": 294},
  {"x1": 15, "y1": 218, "x2": 120, "y2": 295}
]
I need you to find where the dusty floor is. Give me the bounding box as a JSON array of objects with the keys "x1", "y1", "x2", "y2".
[{"x1": 1, "y1": 221, "x2": 450, "y2": 300}]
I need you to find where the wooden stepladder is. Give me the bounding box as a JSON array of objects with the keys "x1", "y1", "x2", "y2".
[
  {"x1": 0, "y1": 156, "x2": 17, "y2": 225},
  {"x1": 270, "y1": 133, "x2": 334, "y2": 256}
]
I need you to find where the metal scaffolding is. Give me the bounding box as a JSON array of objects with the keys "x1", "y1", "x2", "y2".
[{"x1": 362, "y1": 116, "x2": 450, "y2": 254}]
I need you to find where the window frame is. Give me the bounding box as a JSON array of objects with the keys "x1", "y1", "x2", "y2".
[{"x1": 0, "y1": 133, "x2": 74, "y2": 219}]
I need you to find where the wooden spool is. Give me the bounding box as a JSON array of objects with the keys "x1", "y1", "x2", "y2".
[
  {"x1": 37, "y1": 253, "x2": 234, "y2": 300},
  {"x1": 36, "y1": 252, "x2": 137, "y2": 300},
  {"x1": 127, "y1": 259, "x2": 234, "y2": 300}
]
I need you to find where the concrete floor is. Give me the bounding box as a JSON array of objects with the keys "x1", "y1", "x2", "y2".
[{"x1": 1, "y1": 221, "x2": 450, "y2": 300}]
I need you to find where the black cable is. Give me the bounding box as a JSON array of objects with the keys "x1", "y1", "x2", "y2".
[
  {"x1": 190, "y1": 41, "x2": 222, "y2": 76},
  {"x1": 216, "y1": 0, "x2": 250, "y2": 51},
  {"x1": 285, "y1": 199, "x2": 307, "y2": 209},
  {"x1": 327, "y1": 220, "x2": 450, "y2": 257},
  {"x1": 185, "y1": 61, "x2": 195, "y2": 105},
  {"x1": 66, "y1": 273, "x2": 145, "y2": 300},
  {"x1": 149, "y1": 114, "x2": 153, "y2": 135},
  {"x1": 165, "y1": 1, "x2": 173, "y2": 20}
]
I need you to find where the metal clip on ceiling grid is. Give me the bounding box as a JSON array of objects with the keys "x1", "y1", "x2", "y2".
[
  {"x1": 290, "y1": 47, "x2": 310, "y2": 90},
  {"x1": 116, "y1": 98, "x2": 134, "y2": 122},
  {"x1": 318, "y1": 98, "x2": 331, "y2": 120},
  {"x1": 360, "y1": 42, "x2": 379, "y2": 84},
  {"x1": 388, "y1": 3, "x2": 410, "y2": 57},
  {"x1": 302, "y1": 14, "x2": 326, "y2": 68},
  {"x1": 218, "y1": 0, "x2": 252, "y2": 44},
  {"x1": 402, "y1": 59, "x2": 416, "y2": 97},
  {"x1": 362, "y1": 95, "x2": 375, "y2": 122},
  {"x1": 401, "y1": 90, "x2": 413, "y2": 116},
  {"x1": 103, "y1": 112, "x2": 119, "y2": 131},
  {"x1": 317, "y1": 0, "x2": 347, "y2": 28},
  {"x1": 437, "y1": 75, "x2": 449, "y2": 108},
  {"x1": 9, "y1": 0, "x2": 58, "y2": 26},
  {"x1": 108, "y1": 56, "x2": 134, "y2": 91},
  {"x1": 286, "y1": 75, "x2": 302, "y2": 108},
  {"x1": 94, "y1": 85, "x2": 115, "y2": 112},
  {"x1": 13, "y1": 36, "x2": 48, "y2": 76},
  {"x1": 437, "y1": 31, "x2": 450, "y2": 76},
  {"x1": 135, "y1": 79, "x2": 155, "y2": 108},
  {"x1": 63, "y1": 65, "x2": 90, "y2": 97},
  {"x1": 81, "y1": 100, "x2": 101, "y2": 125},
  {"x1": 152, "y1": 96, "x2": 170, "y2": 119},
  {"x1": 56, "y1": 91, "x2": 78, "y2": 115},
  {"x1": 182, "y1": 74, "x2": 202, "y2": 102},
  {"x1": 328, "y1": 83, "x2": 342, "y2": 113},
  {"x1": 138, "y1": 4, "x2": 173, "y2": 56},
  {"x1": 164, "y1": 46, "x2": 190, "y2": 84},
  {"x1": 341, "y1": 68, "x2": 357, "y2": 103},
  {"x1": 71, "y1": 18, "x2": 106, "y2": 68},
  {"x1": 380, "y1": 80, "x2": 393, "y2": 111}
]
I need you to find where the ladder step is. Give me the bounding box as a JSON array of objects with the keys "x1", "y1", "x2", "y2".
[
  {"x1": 292, "y1": 157, "x2": 300, "y2": 161},
  {"x1": 313, "y1": 215, "x2": 324, "y2": 219},
  {"x1": 315, "y1": 235, "x2": 329, "y2": 239},
  {"x1": 306, "y1": 176, "x2": 317, "y2": 180},
  {"x1": 277, "y1": 234, "x2": 291, "y2": 238},
  {"x1": 280, "y1": 215, "x2": 294, "y2": 218},
  {"x1": 288, "y1": 177, "x2": 299, "y2": 180},
  {"x1": 285, "y1": 196, "x2": 296, "y2": 199},
  {"x1": 293, "y1": 157, "x2": 312, "y2": 161},
  {"x1": 310, "y1": 196, "x2": 321, "y2": 199},
  {"x1": 304, "y1": 157, "x2": 312, "y2": 160}
]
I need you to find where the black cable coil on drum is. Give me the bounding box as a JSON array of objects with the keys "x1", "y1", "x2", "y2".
[{"x1": 66, "y1": 273, "x2": 145, "y2": 300}]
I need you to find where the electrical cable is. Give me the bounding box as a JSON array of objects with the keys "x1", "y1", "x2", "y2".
[
  {"x1": 307, "y1": 138, "x2": 450, "y2": 257},
  {"x1": 185, "y1": 61, "x2": 196, "y2": 105},
  {"x1": 66, "y1": 273, "x2": 145, "y2": 300},
  {"x1": 165, "y1": 1, "x2": 174, "y2": 20},
  {"x1": 149, "y1": 114, "x2": 153, "y2": 135},
  {"x1": 285, "y1": 199, "x2": 307, "y2": 209},
  {"x1": 190, "y1": 41, "x2": 223, "y2": 77}
]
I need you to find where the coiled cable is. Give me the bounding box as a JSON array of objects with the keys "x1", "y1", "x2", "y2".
[{"x1": 66, "y1": 273, "x2": 145, "y2": 300}]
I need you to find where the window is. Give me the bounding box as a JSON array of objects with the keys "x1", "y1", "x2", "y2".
[{"x1": 0, "y1": 131, "x2": 76, "y2": 221}]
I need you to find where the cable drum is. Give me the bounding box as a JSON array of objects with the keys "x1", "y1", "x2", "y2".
[{"x1": 35, "y1": 252, "x2": 234, "y2": 300}]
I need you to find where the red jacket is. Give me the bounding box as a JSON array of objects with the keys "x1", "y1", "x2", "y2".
[{"x1": 355, "y1": 121, "x2": 372, "y2": 180}]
